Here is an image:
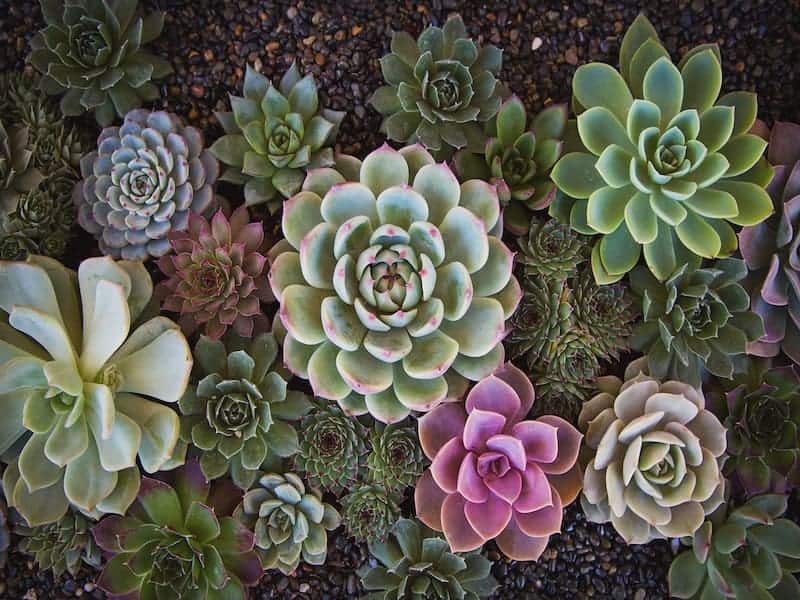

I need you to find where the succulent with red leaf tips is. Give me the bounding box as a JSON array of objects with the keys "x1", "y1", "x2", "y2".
[
  {"x1": 156, "y1": 206, "x2": 273, "y2": 339},
  {"x1": 414, "y1": 362, "x2": 583, "y2": 560}
]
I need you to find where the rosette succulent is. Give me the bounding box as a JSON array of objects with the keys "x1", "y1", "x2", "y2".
[
  {"x1": 360, "y1": 518, "x2": 498, "y2": 600},
  {"x1": 16, "y1": 509, "x2": 101, "y2": 577},
  {"x1": 415, "y1": 362, "x2": 583, "y2": 560},
  {"x1": 0, "y1": 121, "x2": 44, "y2": 231},
  {"x1": 156, "y1": 206, "x2": 273, "y2": 339},
  {"x1": 669, "y1": 494, "x2": 800, "y2": 600},
  {"x1": 270, "y1": 144, "x2": 520, "y2": 423},
  {"x1": 578, "y1": 357, "x2": 727, "y2": 544},
  {"x1": 211, "y1": 64, "x2": 344, "y2": 211},
  {"x1": 367, "y1": 422, "x2": 426, "y2": 493},
  {"x1": 294, "y1": 402, "x2": 367, "y2": 495},
  {"x1": 630, "y1": 259, "x2": 764, "y2": 388},
  {"x1": 516, "y1": 217, "x2": 587, "y2": 281},
  {"x1": 93, "y1": 461, "x2": 262, "y2": 599},
  {"x1": 29, "y1": 0, "x2": 172, "y2": 126},
  {"x1": 75, "y1": 109, "x2": 219, "y2": 260},
  {"x1": 0, "y1": 255, "x2": 192, "y2": 526},
  {"x1": 341, "y1": 484, "x2": 401, "y2": 544},
  {"x1": 740, "y1": 121, "x2": 800, "y2": 364},
  {"x1": 235, "y1": 472, "x2": 341, "y2": 574},
  {"x1": 179, "y1": 333, "x2": 312, "y2": 489},
  {"x1": 369, "y1": 15, "x2": 504, "y2": 159},
  {"x1": 550, "y1": 14, "x2": 773, "y2": 284},
  {"x1": 454, "y1": 99, "x2": 567, "y2": 233}
]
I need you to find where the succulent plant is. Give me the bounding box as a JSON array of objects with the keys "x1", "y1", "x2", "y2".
[
  {"x1": 578, "y1": 357, "x2": 727, "y2": 544},
  {"x1": 29, "y1": 0, "x2": 172, "y2": 126},
  {"x1": 669, "y1": 494, "x2": 800, "y2": 600},
  {"x1": 156, "y1": 206, "x2": 273, "y2": 339},
  {"x1": 367, "y1": 422, "x2": 426, "y2": 493},
  {"x1": 16, "y1": 509, "x2": 101, "y2": 577},
  {"x1": 360, "y1": 518, "x2": 498, "y2": 600},
  {"x1": 454, "y1": 99, "x2": 567, "y2": 233},
  {"x1": 415, "y1": 362, "x2": 583, "y2": 560},
  {"x1": 369, "y1": 15, "x2": 504, "y2": 159},
  {"x1": 294, "y1": 402, "x2": 367, "y2": 496},
  {"x1": 516, "y1": 217, "x2": 588, "y2": 281},
  {"x1": 235, "y1": 472, "x2": 341, "y2": 575},
  {"x1": 571, "y1": 268, "x2": 635, "y2": 360},
  {"x1": 0, "y1": 121, "x2": 44, "y2": 231},
  {"x1": 179, "y1": 333, "x2": 312, "y2": 489},
  {"x1": 93, "y1": 461, "x2": 262, "y2": 599},
  {"x1": 0, "y1": 255, "x2": 192, "y2": 526},
  {"x1": 75, "y1": 109, "x2": 219, "y2": 260},
  {"x1": 550, "y1": 14, "x2": 773, "y2": 284},
  {"x1": 341, "y1": 484, "x2": 401, "y2": 544},
  {"x1": 210, "y1": 64, "x2": 344, "y2": 212},
  {"x1": 270, "y1": 144, "x2": 520, "y2": 423},
  {"x1": 630, "y1": 258, "x2": 764, "y2": 388},
  {"x1": 740, "y1": 121, "x2": 800, "y2": 365}
]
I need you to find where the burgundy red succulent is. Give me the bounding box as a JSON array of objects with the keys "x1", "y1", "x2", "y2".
[
  {"x1": 156, "y1": 206, "x2": 272, "y2": 339},
  {"x1": 414, "y1": 362, "x2": 583, "y2": 560}
]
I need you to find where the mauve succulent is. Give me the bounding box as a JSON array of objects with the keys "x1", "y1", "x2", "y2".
[{"x1": 414, "y1": 362, "x2": 583, "y2": 560}]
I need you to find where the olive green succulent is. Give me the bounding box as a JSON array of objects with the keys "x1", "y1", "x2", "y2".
[
  {"x1": 367, "y1": 422, "x2": 426, "y2": 493},
  {"x1": 630, "y1": 258, "x2": 764, "y2": 388},
  {"x1": 0, "y1": 121, "x2": 44, "y2": 233},
  {"x1": 516, "y1": 217, "x2": 588, "y2": 281},
  {"x1": 369, "y1": 15, "x2": 504, "y2": 159},
  {"x1": 29, "y1": 0, "x2": 172, "y2": 126},
  {"x1": 550, "y1": 14, "x2": 773, "y2": 284},
  {"x1": 16, "y1": 509, "x2": 101, "y2": 577},
  {"x1": 179, "y1": 333, "x2": 312, "y2": 490},
  {"x1": 341, "y1": 484, "x2": 400, "y2": 544},
  {"x1": 211, "y1": 64, "x2": 344, "y2": 211},
  {"x1": 669, "y1": 494, "x2": 800, "y2": 600},
  {"x1": 360, "y1": 518, "x2": 498, "y2": 600},
  {"x1": 235, "y1": 472, "x2": 341, "y2": 575}
]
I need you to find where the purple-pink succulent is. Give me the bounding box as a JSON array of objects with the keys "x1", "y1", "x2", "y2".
[{"x1": 414, "y1": 362, "x2": 583, "y2": 560}]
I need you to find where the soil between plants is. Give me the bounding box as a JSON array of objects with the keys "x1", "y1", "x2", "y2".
[{"x1": 1, "y1": 0, "x2": 800, "y2": 598}]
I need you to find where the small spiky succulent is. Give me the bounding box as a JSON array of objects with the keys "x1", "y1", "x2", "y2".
[
  {"x1": 235, "y1": 472, "x2": 341, "y2": 575},
  {"x1": 341, "y1": 484, "x2": 401, "y2": 544},
  {"x1": 29, "y1": 0, "x2": 172, "y2": 126},
  {"x1": 360, "y1": 518, "x2": 498, "y2": 600},
  {"x1": 294, "y1": 403, "x2": 367, "y2": 495},
  {"x1": 0, "y1": 121, "x2": 44, "y2": 231},
  {"x1": 211, "y1": 63, "x2": 344, "y2": 211},
  {"x1": 630, "y1": 259, "x2": 764, "y2": 388},
  {"x1": 669, "y1": 494, "x2": 800, "y2": 600},
  {"x1": 369, "y1": 15, "x2": 504, "y2": 159},
  {"x1": 550, "y1": 14, "x2": 773, "y2": 284},
  {"x1": 455, "y1": 99, "x2": 567, "y2": 233},
  {"x1": 367, "y1": 422, "x2": 426, "y2": 493},
  {"x1": 516, "y1": 217, "x2": 588, "y2": 281},
  {"x1": 16, "y1": 510, "x2": 101, "y2": 577}
]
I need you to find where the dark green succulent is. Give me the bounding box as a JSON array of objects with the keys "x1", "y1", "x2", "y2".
[
  {"x1": 571, "y1": 269, "x2": 635, "y2": 360},
  {"x1": 0, "y1": 120, "x2": 44, "y2": 230},
  {"x1": 341, "y1": 484, "x2": 400, "y2": 544},
  {"x1": 630, "y1": 258, "x2": 764, "y2": 388},
  {"x1": 669, "y1": 494, "x2": 800, "y2": 600},
  {"x1": 0, "y1": 493, "x2": 8, "y2": 569},
  {"x1": 369, "y1": 15, "x2": 503, "y2": 159},
  {"x1": 517, "y1": 217, "x2": 588, "y2": 281},
  {"x1": 360, "y1": 518, "x2": 498, "y2": 600},
  {"x1": 16, "y1": 510, "x2": 101, "y2": 577},
  {"x1": 367, "y1": 423, "x2": 426, "y2": 494},
  {"x1": 179, "y1": 333, "x2": 313, "y2": 489},
  {"x1": 29, "y1": 0, "x2": 172, "y2": 126}
]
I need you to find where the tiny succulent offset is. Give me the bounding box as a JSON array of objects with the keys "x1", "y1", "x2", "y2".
[
  {"x1": 369, "y1": 15, "x2": 504, "y2": 159},
  {"x1": 550, "y1": 14, "x2": 773, "y2": 284},
  {"x1": 516, "y1": 217, "x2": 588, "y2": 281},
  {"x1": 16, "y1": 509, "x2": 101, "y2": 577},
  {"x1": 341, "y1": 484, "x2": 401, "y2": 544},
  {"x1": 367, "y1": 422, "x2": 426, "y2": 493},
  {"x1": 211, "y1": 63, "x2": 344, "y2": 211}
]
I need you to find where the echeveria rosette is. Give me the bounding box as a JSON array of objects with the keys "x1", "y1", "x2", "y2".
[
  {"x1": 211, "y1": 63, "x2": 344, "y2": 211},
  {"x1": 29, "y1": 0, "x2": 172, "y2": 126},
  {"x1": 360, "y1": 518, "x2": 498, "y2": 600},
  {"x1": 369, "y1": 16, "x2": 504, "y2": 159},
  {"x1": 75, "y1": 109, "x2": 219, "y2": 260},
  {"x1": 235, "y1": 472, "x2": 341, "y2": 575},
  {"x1": 414, "y1": 362, "x2": 583, "y2": 560},
  {"x1": 0, "y1": 255, "x2": 192, "y2": 526},
  {"x1": 178, "y1": 333, "x2": 313, "y2": 490},
  {"x1": 740, "y1": 121, "x2": 800, "y2": 364},
  {"x1": 454, "y1": 98, "x2": 567, "y2": 234},
  {"x1": 93, "y1": 461, "x2": 262, "y2": 600},
  {"x1": 156, "y1": 206, "x2": 273, "y2": 340},
  {"x1": 630, "y1": 258, "x2": 765, "y2": 388},
  {"x1": 341, "y1": 484, "x2": 401, "y2": 544},
  {"x1": 578, "y1": 357, "x2": 727, "y2": 544},
  {"x1": 669, "y1": 494, "x2": 800, "y2": 600},
  {"x1": 550, "y1": 14, "x2": 773, "y2": 284},
  {"x1": 16, "y1": 509, "x2": 101, "y2": 577},
  {"x1": 270, "y1": 144, "x2": 520, "y2": 423},
  {"x1": 367, "y1": 422, "x2": 426, "y2": 493}
]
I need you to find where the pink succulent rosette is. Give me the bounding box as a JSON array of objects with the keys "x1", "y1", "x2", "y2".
[{"x1": 415, "y1": 362, "x2": 583, "y2": 560}]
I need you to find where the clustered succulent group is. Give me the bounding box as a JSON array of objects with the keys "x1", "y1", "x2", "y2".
[{"x1": 1, "y1": 4, "x2": 799, "y2": 599}]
